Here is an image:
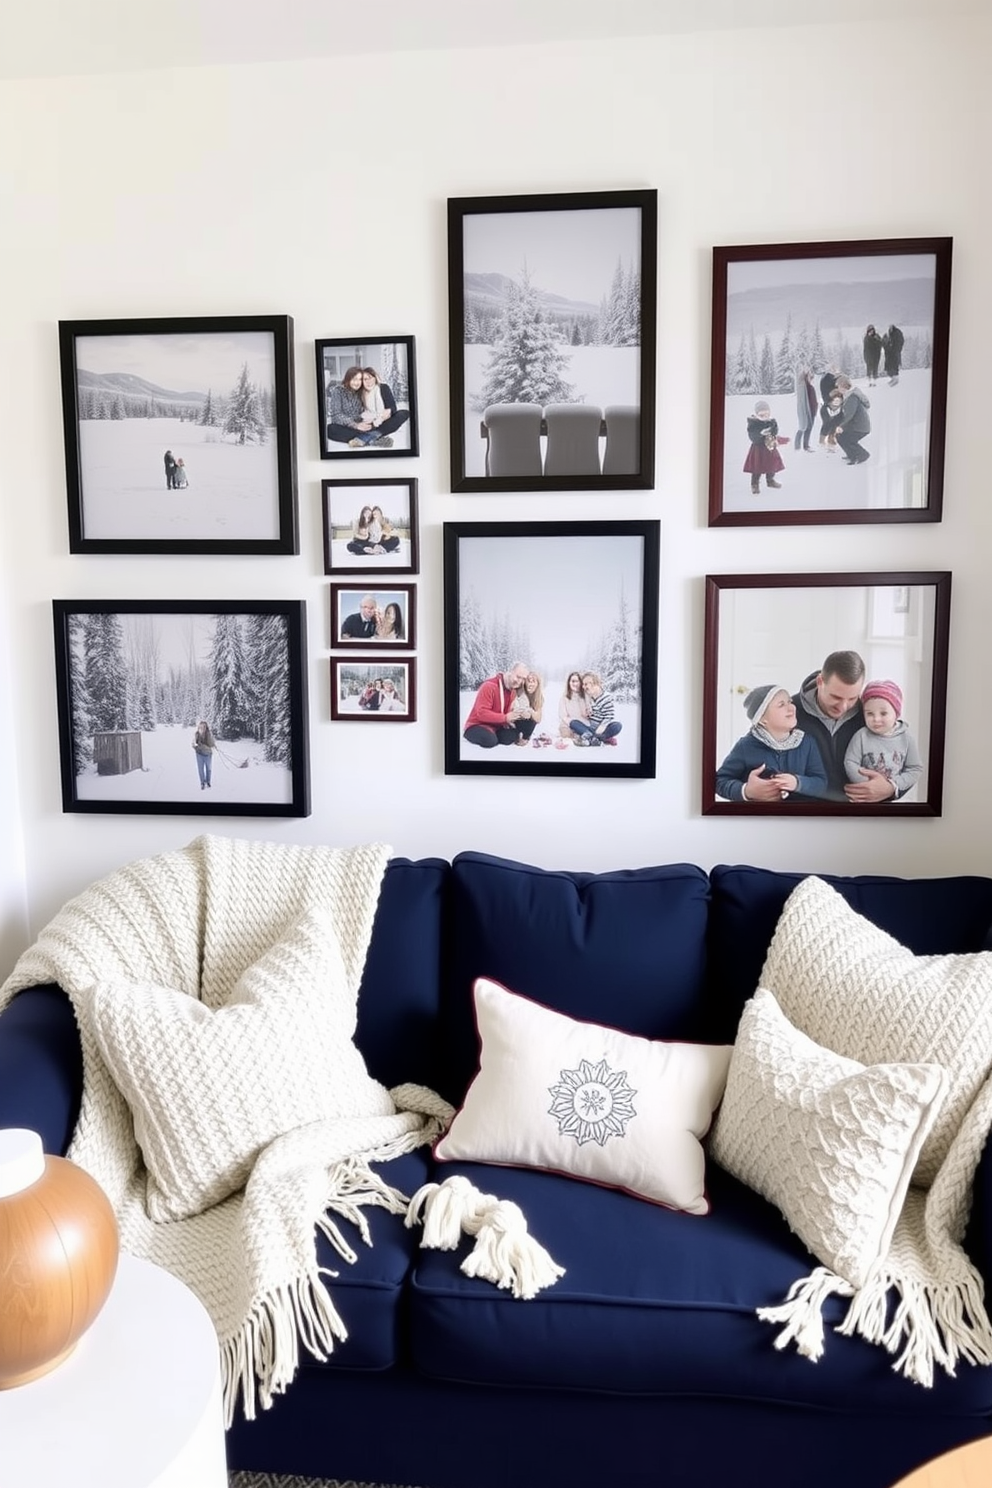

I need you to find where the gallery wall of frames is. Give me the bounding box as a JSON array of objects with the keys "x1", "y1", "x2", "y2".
[{"x1": 51, "y1": 197, "x2": 952, "y2": 819}]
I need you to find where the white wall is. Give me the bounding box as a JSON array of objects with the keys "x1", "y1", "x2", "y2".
[{"x1": 1, "y1": 15, "x2": 990, "y2": 958}]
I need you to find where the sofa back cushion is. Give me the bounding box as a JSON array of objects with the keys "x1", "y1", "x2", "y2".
[
  {"x1": 706, "y1": 864, "x2": 992, "y2": 1044},
  {"x1": 443, "y1": 853, "x2": 712, "y2": 1105},
  {"x1": 355, "y1": 856, "x2": 449, "y2": 1090}
]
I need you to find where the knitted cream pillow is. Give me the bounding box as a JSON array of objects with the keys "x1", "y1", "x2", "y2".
[
  {"x1": 708, "y1": 989, "x2": 947, "y2": 1287},
  {"x1": 83, "y1": 909, "x2": 395, "y2": 1221},
  {"x1": 434, "y1": 977, "x2": 732, "y2": 1213},
  {"x1": 759, "y1": 875, "x2": 992, "y2": 1186}
]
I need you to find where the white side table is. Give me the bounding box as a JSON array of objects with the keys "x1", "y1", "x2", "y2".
[{"x1": 0, "y1": 1251, "x2": 228, "y2": 1488}]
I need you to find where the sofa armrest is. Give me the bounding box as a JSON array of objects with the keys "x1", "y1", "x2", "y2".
[{"x1": 0, "y1": 985, "x2": 83, "y2": 1154}]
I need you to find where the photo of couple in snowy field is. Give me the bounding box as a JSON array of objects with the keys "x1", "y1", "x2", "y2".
[
  {"x1": 59, "y1": 316, "x2": 298, "y2": 555},
  {"x1": 443, "y1": 522, "x2": 659, "y2": 779},
  {"x1": 702, "y1": 572, "x2": 950, "y2": 818},
  {"x1": 322, "y1": 477, "x2": 419, "y2": 576},
  {"x1": 448, "y1": 190, "x2": 657, "y2": 492},
  {"x1": 315, "y1": 337, "x2": 418, "y2": 461},
  {"x1": 708, "y1": 238, "x2": 952, "y2": 527},
  {"x1": 53, "y1": 601, "x2": 310, "y2": 817}
]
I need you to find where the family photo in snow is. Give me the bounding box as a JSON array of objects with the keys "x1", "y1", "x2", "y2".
[
  {"x1": 713, "y1": 245, "x2": 948, "y2": 520},
  {"x1": 61, "y1": 321, "x2": 292, "y2": 547}
]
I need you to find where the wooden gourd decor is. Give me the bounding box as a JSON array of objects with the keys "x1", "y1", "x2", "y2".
[{"x1": 0, "y1": 1128, "x2": 119, "y2": 1388}]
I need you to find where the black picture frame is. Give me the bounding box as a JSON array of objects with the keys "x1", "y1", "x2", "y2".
[
  {"x1": 702, "y1": 572, "x2": 951, "y2": 816},
  {"x1": 58, "y1": 315, "x2": 298, "y2": 555},
  {"x1": 329, "y1": 583, "x2": 416, "y2": 652},
  {"x1": 444, "y1": 520, "x2": 659, "y2": 777},
  {"x1": 315, "y1": 337, "x2": 419, "y2": 460},
  {"x1": 708, "y1": 238, "x2": 952, "y2": 527},
  {"x1": 330, "y1": 657, "x2": 417, "y2": 722},
  {"x1": 321, "y1": 477, "x2": 419, "y2": 576},
  {"x1": 53, "y1": 599, "x2": 310, "y2": 817},
  {"x1": 447, "y1": 189, "x2": 658, "y2": 492}
]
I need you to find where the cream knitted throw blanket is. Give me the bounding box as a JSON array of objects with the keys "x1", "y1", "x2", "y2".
[{"x1": 0, "y1": 835, "x2": 457, "y2": 1424}]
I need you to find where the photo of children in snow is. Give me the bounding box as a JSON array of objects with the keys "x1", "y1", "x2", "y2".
[
  {"x1": 62, "y1": 609, "x2": 298, "y2": 806},
  {"x1": 454, "y1": 533, "x2": 646, "y2": 764},
  {"x1": 710, "y1": 581, "x2": 942, "y2": 808},
  {"x1": 67, "y1": 328, "x2": 286, "y2": 542},
  {"x1": 718, "y1": 249, "x2": 942, "y2": 515},
  {"x1": 322, "y1": 479, "x2": 418, "y2": 574},
  {"x1": 459, "y1": 200, "x2": 649, "y2": 479}
]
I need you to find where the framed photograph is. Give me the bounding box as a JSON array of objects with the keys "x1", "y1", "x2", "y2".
[
  {"x1": 315, "y1": 337, "x2": 419, "y2": 459},
  {"x1": 330, "y1": 583, "x2": 416, "y2": 652},
  {"x1": 58, "y1": 315, "x2": 298, "y2": 555},
  {"x1": 52, "y1": 600, "x2": 310, "y2": 817},
  {"x1": 708, "y1": 238, "x2": 952, "y2": 527},
  {"x1": 448, "y1": 190, "x2": 657, "y2": 492},
  {"x1": 443, "y1": 521, "x2": 659, "y2": 778},
  {"x1": 330, "y1": 658, "x2": 417, "y2": 722},
  {"x1": 321, "y1": 478, "x2": 419, "y2": 575},
  {"x1": 702, "y1": 572, "x2": 951, "y2": 817}
]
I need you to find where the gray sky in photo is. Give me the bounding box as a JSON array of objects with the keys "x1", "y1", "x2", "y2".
[
  {"x1": 463, "y1": 208, "x2": 641, "y2": 302},
  {"x1": 90, "y1": 612, "x2": 220, "y2": 676},
  {"x1": 728, "y1": 254, "x2": 936, "y2": 293},
  {"x1": 461, "y1": 534, "x2": 642, "y2": 672},
  {"x1": 74, "y1": 332, "x2": 276, "y2": 395}
]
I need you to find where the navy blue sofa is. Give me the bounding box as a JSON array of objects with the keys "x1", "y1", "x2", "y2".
[{"x1": 4, "y1": 851, "x2": 992, "y2": 1488}]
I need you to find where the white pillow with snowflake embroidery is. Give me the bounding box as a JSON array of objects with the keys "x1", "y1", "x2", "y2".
[{"x1": 433, "y1": 977, "x2": 732, "y2": 1213}]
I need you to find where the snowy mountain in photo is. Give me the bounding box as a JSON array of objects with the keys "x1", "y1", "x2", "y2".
[
  {"x1": 76, "y1": 368, "x2": 208, "y2": 405},
  {"x1": 464, "y1": 271, "x2": 599, "y2": 319},
  {"x1": 727, "y1": 278, "x2": 936, "y2": 341}
]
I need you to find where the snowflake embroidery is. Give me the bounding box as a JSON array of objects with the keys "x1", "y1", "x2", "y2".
[{"x1": 548, "y1": 1057, "x2": 638, "y2": 1146}]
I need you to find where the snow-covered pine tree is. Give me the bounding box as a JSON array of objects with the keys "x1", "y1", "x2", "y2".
[
  {"x1": 244, "y1": 613, "x2": 291, "y2": 763},
  {"x1": 728, "y1": 332, "x2": 758, "y2": 394},
  {"x1": 474, "y1": 268, "x2": 576, "y2": 412},
  {"x1": 200, "y1": 390, "x2": 216, "y2": 427},
  {"x1": 598, "y1": 583, "x2": 640, "y2": 703},
  {"x1": 67, "y1": 614, "x2": 95, "y2": 774},
  {"x1": 210, "y1": 614, "x2": 253, "y2": 741},
  {"x1": 758, "y1": 336, "x2": 776, "y2": 395},
  {"x1": 459, "y1": 592, "x2": 488, "y2": 690},
  {"x1": 774, "y1": 315, "x2": 795, "y2": 393},
  {"x1": 223, "y1": 363, "x2": 267, "y2": 446},
  {"x1": 83, "y1": 613, "x2": 128, "y2": 732}
]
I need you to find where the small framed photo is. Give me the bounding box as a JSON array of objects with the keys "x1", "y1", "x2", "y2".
[
  {"x1": 52, "y1": 600, "x2": 310, "y2": 817},
  {"x1": 330, "y1": 583, "x2": 416, "y2": 651},
  {"x1": 448, "y1": 190, "x2": 657, "y2": 492},
  {"x1": 702, "y1": 571, "x2": 951, "y2": 817},
  {"x1": 321, "y1": 478, "x2": 419, "y2": 575},
  {"x1": 708, "y1": 238, "x2": 952, "y2": 526},
  {"x1": 58, "y1": 315, "x2": 298, "y2": 555},
  {"x1": 444, "y1": 521, "x2": 659, "y2": 778},
  {"x1": 315, "y1": 337, "x2": 419, "y2": 459},
  {"x1": 330, "y1": 658, "x2": 417, "y2": 722}
]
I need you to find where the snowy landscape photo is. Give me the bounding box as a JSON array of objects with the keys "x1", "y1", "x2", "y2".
[
  {"x1": 60, "y1": 317, "x2": 297, "y2": 551},
  {"x1": 449, "y1": 191, "x2": 656, "y2": 489},
  {"x1": 709, "y1": 241, "x2": 951, "y2": 523},
  {"x1": 53, "y1": 602, "x2": 309, "y2": 816},
  {"x1": 444, "y1": 522, "x2": 659, "y2": 778},
  {"x1": 330, "y1": 659, "x2": 416, "y2": 722}
]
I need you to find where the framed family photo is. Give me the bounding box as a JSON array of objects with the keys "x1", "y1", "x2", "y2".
[
  {"x1": 58, "y1": 315, "x2": 298, "y2": 555},
  {"x1": 708, "y1": 238, "x2": 952, "y2": 527},
  {"x1": 330, "y1": 658, "x2": 417, "y2": 722},
  {"x1": 330, "y1": 583, "x2": 416, "y2": 652},
  {"x1": 443, "y1": 520, "x2": 659, "y2": 778},
  {"x1": 315, "y1": 336, "x2": 419, "y2": 460},
  {"x1": 702, "y1": 571, "x2": 951, "y2": 817},
  {"x1": 52, "y1": 599, "x2": 310, "y2": 817},
  {"x1": 448, "y1": 190, "x2": 658, "y2": 492},
  {"x1": 321, "y1": 478, "x2": 419, "y2": 575}
]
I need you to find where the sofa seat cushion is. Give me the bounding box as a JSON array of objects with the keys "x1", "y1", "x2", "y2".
[
  {"x1": 408, "y1": 1161, "x2": 992, "y2": 1413},
  {"x1": 309, "y1": 1149, "x2": 432, "y2": 1372}
]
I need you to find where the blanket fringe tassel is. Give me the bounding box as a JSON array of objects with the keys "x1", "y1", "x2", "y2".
[
  {"x1": 406, "y1": 1175, "x2": 565, "y2": 1300},
  {"x1": 221, "y1": 1272, "x2": 349, "y2": 1427}
]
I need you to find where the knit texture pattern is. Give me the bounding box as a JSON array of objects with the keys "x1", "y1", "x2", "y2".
[
  {"x1": 0, "y1": 835, "x2": 453, "y2": 1424},
  {"x1": 742, "y1": 875, "x2": 992, "y2": 1383},
  {"x1": 709, "y1": 988, "x2": 947, "y2": 1288}
]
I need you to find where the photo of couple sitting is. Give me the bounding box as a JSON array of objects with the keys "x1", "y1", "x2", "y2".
[
  {"x1": 326, "y1": 366, "x2": 410, "y2": 450},
  {"x1": 715, "y1": 649, "x2": 923, "y2": 804},
  {"x1": 464, "y1": 663, "x2": 621, "y2": 751}
]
